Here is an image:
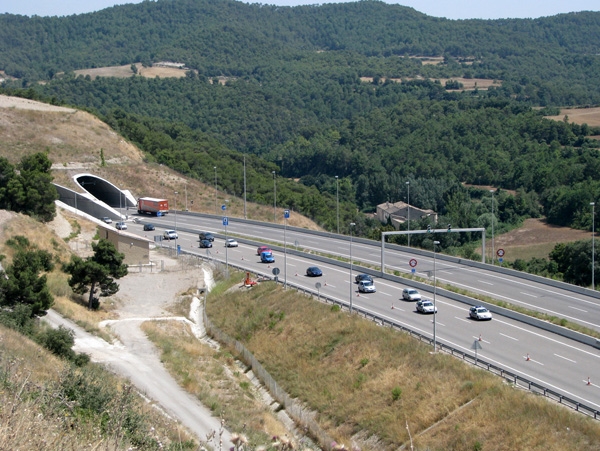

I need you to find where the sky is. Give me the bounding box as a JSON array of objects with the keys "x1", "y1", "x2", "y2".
[{"x1": 0, "y1": 0, "x2": 598, "y2": 19}]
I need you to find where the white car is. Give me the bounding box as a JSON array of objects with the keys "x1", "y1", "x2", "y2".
[
  {"x1": 416, "y1": 300, "x2": 437, "y2": 314},
  {"x1": 358, "y1": 280, "x2": 376, "y2": 293},
  {"x1": 225, "y1": 238, "x2": 238, "y2": 247},
  {"x1": 115, "y1": 221, "x2": 127, "y2": 230},
  {"x1": 402, "y1": 288, "x2": 422, "y2": 301},
  {"x1": 163, "y1": 230, "x2": 178, "y2": 240},
  {"x1": 101, "y1": 216, "x2": 112, "y2": 224},
  {"x1": 469, "y1": 306, "x2": 492, "y2": 321}
]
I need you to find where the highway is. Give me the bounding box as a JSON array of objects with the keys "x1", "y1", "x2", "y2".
[{"x1": 121, "y1": 212, "x2": 600, "y2": 415}]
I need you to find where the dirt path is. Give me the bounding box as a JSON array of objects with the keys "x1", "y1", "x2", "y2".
[{"x1": 43, "y1": 256, "x2": 234, "y2": 450}]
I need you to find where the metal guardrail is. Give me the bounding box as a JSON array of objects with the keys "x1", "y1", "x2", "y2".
[{"x1": 173, "y1": 243, "x2": 600, "y2": 421}]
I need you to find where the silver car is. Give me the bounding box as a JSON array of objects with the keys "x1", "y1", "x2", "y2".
[
  {"x1": 163, "y1": 230, "x2": 178, "y2": 240},
  {"x1": 469, "y1": 306, "x2": 492, "y2": 321},
  {"x1": 402, "y1": 288, "x2": 421, "y2": 301},
  {"x1": 358, "y1": 280, "x2": 376, "y2": 293},
  {"x1": 416, "y1": 300, "x2": 437, "y2": 314}
]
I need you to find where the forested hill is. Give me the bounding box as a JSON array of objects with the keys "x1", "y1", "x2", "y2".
[
  {"x1": 1, "y1": 0, "x2": 600, "y2": 99},
  {"x1": 2, "y1": 0, "x2": 600, "y2": 243}
]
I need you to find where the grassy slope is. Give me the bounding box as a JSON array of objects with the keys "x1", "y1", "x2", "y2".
[{"x1": 206, "y1": 278, "x2": 600, "y2": 451}]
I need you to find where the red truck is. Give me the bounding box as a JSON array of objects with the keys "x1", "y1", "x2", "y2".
[{"x1": 137, "y1": 197, "x2": 169, "y2": 216}]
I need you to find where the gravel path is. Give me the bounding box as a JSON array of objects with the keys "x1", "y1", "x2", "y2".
[{"x1": 43, "y1": 256, "x2": 234, "y2": 450}]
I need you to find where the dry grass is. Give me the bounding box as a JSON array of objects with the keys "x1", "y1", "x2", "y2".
[
  {"x1": 140, "y1": 318, "x2": 293, "y2": 448},
  {"x1": 0, "y1": 325, "x2": 196, "y2": 450},
  {"x1": 546, "y1": 106, "x2": 600, "y2": 128},
  {"x1": 205, "y1": 279, "x2": 600, "y2": 451}
]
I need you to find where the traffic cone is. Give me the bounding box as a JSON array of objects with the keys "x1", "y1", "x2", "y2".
[
  {"x1": 587, "y1": 377, "x2": 592, "y2": 386},
  {"x1": 391, "y1": 304, "x2": 395, "y2": 309},
  {"x1": 478, "y1": 334, "x2": 482, "y2": 342},
  {"x1": 241, "y1": 256, "x2": 244, "y2": 260},
  {"x1": 324, "y1": 281, "x2": 327, "y2": 286},
  {"x1": 526, "y1": 353, "x2": 530, "y2": 361},
  {"x1": 295, "y1": 272, "x2": 298, "y2": 276}
]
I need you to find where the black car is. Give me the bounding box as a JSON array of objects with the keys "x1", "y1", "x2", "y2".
[
  {"x1": 355, "y1": 274, "x2": 373, "y2": 284},
  {"x1": 198, "y1": 232, "x2": 215, "y2": 242},
  {"x1": 143, "y1": 223, "x2": 155, "y2": 231},
  {"x1": 306, "y1": 266, "x2": 323, "y2": 277},
  {"x1": 199, "y1": 239, "x2": 212, "y2": 248}
]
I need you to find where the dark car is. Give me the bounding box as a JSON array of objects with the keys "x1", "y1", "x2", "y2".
[
  {"x1": 306, "y1": 266, "x2": 323, "y2": 277},
  {"x1": 199, "y1": 239, "x2": 212, "y2": 248},
  {"x1": 198, "y1": 231, "x2": 215, "y2": 242},
  {"x1": 355, "y1": 274, "x2": 373, "y2": 284},
  {"x1": 143, "y1": 223, "x2": 155, "y2": 231}
]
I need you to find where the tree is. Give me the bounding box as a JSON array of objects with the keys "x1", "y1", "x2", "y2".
[
  {"x1": 64, "y1": 239, "x2": 128, "y2": 310},
  {"x1": 0, "y1": 238, "x2": 55, "y2": 317}
]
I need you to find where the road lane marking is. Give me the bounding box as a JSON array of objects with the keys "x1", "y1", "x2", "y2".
[
  {"x1": 478, "y1": 280, "x2": 493, "y2": 285},
  {"x1": 473, "y1": 336, "x2": 491, "y2": 344},
  {"x1": 554, "y1": 354, "x2": 576, "y2": 363},
  {"x1": 568, "y1": 306, "x2": 588, "y2": 313},
  {"x1": 455, "y1": 316, "x2": 471, "y2": 323},
  {"x1": 519, "y1": 292, "x2": 538, "y2": 298},
  {"x1": 500, "y1": 333, "x2": 518, "y2": 341},
  {"x1": 379, "y1": 291, "x2": 392, "y2": 297}
]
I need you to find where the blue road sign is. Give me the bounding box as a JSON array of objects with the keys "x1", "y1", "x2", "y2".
[
  {"x1": 223, "y1": 217, "x2": 228, "y2": 226},
  {"x1": 221, "y1": 204, "x2": 226, "y2": 210},
  {"x1": 284, "y1": 209, "x2": 290, "y2": 219},
  {"x1": 411, "y1": 268, "x2": 416, "y2": 274}
]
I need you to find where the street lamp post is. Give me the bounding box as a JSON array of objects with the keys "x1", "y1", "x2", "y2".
[
  {"x1": 349, "y1": 222, "x2": 356, "y2": 313},
  {"x1": 243, "y1": 154, "x2": 247, "y2": 219},
  {"x1": 284, "y1": 210, "x2": 289, "y2": 289},
  {"x1": 592, "y1": 202, "x2": 596, "y2": 291},
  {"x1": 213, "y1": 166, "x2": 218, "y2": 215},
  {"x1": 336, "y1": 176, "x2": 339, "y2": 234},
  {"x1": 433, "y1": 240, "x2": 440, "y2": 351},
  {"x1": 272, "y1": 171, "x2": 277, "y2": 223},
  {"x1": 406, "y1": 181, "x2": 410, "y2": 247},
  {"x1": 490, "y1": 189, "x2": 495, "y2": 265},
  {"x1": 174, "y1": 191, "x2": 179, "y2": 256}
]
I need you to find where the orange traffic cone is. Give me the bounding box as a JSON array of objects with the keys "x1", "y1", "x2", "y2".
[
  {"x1": 587, "y1": 377, "x2": 592, "y2": 386},
  {"x1": 478, "y1": 334, "x2": 482, "y2": 342},
  {"x1": 391, "y1": 304, "x2": 395, "y2": 310},
  {"x1": 526, "y1": 353, "x2": 530, "y2": 361}
]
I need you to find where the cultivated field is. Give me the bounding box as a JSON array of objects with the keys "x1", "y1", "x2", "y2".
[{"x1": 546, "y1": 106, "x2": 600, "y2": 128}]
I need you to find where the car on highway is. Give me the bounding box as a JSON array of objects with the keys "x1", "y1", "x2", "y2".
[
  {"x1": 306, "y1": 266, "x2": 323, "y2": 277},
  {"x1": 402, "y1": 288, "x2": 421, "y2": 301},
  {"x1": 101, "y1": 216, "x2": 112, "y2": 224},
  {"x1": 355, "y1": 274, "x2": 373, "y2": 284},
  {"x1": 416, "y1": 299, "x2": 437, "y2": 314},
  {"x1": 199, "y1": 239, "x2": 212, "y2": 248},
  {"x1": 163, "y1": 230, "x2": 178, "y2": 240},
  {"x1": 260, "y1": 251, "x2": 275, "y2": 263},
  {"x1": 115, "y1": 221, "x2": 127, "y2": 230},
  {"x1": 143, "y1": 223, "x2": 155, "y2": 231},
  {"x1": 358, "y1": 280, "x2": 376, "y2": 293},
  {"x1": 469, "y1": 306, "x2": 493, "y2": 321},
  {"x1": 257, "y1": 245, "x2": 271, "y2": 255},
  {"x1": 225, "y1": 238, "x2": 238, "y2": 247},
  {"x1": 198, "y1": 231, "x2": 215, "y2": 242}
]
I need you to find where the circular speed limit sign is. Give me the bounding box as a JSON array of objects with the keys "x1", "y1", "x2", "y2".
[
  {"x1": 409, "y1": 258, "x2": 418, "y2": 268},
  {"x1": 496, "y1": 249, "x2": 505, "y2": 257}
]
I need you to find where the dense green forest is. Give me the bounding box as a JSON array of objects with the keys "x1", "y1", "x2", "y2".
[{"x1": 2, "y1": 0, "x2": 600, "y2": 283}]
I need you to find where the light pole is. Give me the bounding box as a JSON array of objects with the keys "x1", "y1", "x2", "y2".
[
  {"x1": 174, "y1": 191, "x2": 179, "y2": 256},
  {"x1": 272, "y1": 171, "x2": 277, "y2": 223},
  {"x1": 243, "y1": 154, "x2": 247, "y2": 219},
  {"x1": 406, "y1": 181, "x2": 410, "y2": 247},
  {"x1": 490, "y1": 189, "x2": 495, "y2": 265},
  {"x1": 284, "y1": 209, "x2": 289, "y2": 289},
  {"x1": 433, "y1": 240, "x2": 440, "y2": 351},
  {"x1": 214, "y1": 166, "x2": 217, "y2": 216},
  {"x1": 592, "y1": 202, "x2": 596, "y2": 291},
  {"x1": 336, "y1": 176, "x2": 340, "y2": 234},
  {"x1": 349, "y1": 222, "x2": 356, "y2": 313}
]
